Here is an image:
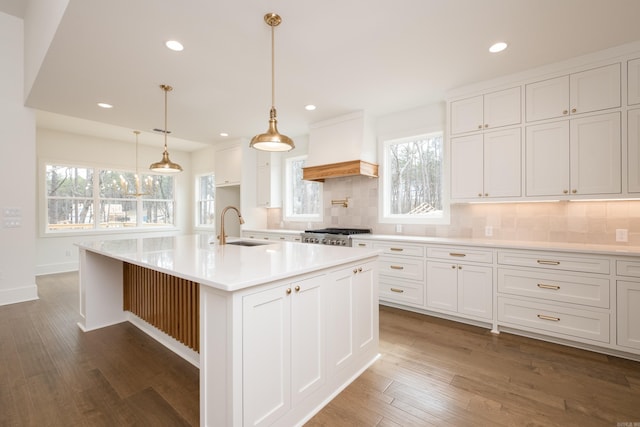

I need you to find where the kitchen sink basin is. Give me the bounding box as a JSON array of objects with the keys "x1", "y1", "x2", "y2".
[{"x1": 226, "y1": 240, "x2": 270, "y2": 247}]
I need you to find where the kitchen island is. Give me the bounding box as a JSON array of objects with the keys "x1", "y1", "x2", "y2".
[{"x1": 76, "y1": 234, "x2": 380, "y2": 427}]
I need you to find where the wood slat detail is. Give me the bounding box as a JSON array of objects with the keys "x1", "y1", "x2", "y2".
[
  {"x1": 123, "y1": 263, "x2": 199, "y2": 352},
  {"x1": 302, "y1": 160, "x2": 378, "y2": 182}
]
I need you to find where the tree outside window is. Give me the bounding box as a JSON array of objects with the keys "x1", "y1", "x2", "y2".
[{"x1": 284, "y1": 156, "x2": 322, "y2": 221}]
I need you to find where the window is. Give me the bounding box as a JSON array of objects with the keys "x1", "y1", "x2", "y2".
[
  {"x1": 45, "y1": 164, "x2": 176, "y2": 232},
  {"x1": 284, "y1": 155, "x2": 322, "y2": 221},
  {"x1": 195, "y1": 173, "x2": 216, "y2": 228},
  {"x1": 380, "y1": 131, "x2": 448, "y2": 224}
]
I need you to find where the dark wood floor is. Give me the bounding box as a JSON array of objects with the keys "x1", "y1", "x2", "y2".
[{"x1": 1, "y1": 272, "x2": 639, "y2": 426}]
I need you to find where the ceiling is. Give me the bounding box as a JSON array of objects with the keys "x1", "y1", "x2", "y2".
[{"x1": 4, "y1": 0, "x2": 640, "y2": 151}]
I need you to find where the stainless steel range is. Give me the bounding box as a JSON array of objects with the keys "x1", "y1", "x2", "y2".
[{"x1": 301, "y1": 228, "x2": 372, "y2": 246}]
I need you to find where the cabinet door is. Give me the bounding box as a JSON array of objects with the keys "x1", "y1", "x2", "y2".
[
  {"x1": 483, "y1": 128, "x2": 521, "y2": 198},
  {"x1": 325, "y1": 267, "x2": 355, "y2": 375},
  {"x1": 570, "y1": 63, "x2": 621, "y2": 115},
  {"x1": 215, "y1": 145, "x2": 242, "y2": 186},
  {"x1": 525, "y1": 75, "x2": 569, "y2": 122},
  {"x1": 256, "y1": 151, "x2": 282, "y2": 207},
  {"x1": 525, "y1": 121, "x2": 570, "y2": 196},
  {"x1": 617, "y1": 280, "x2": 640, "y2": 350},
  {"x1": 570, "y1": 112, "x2": 621, "y2": 195},
  {"x1": 352, "y1": 263, "x2": 376, "y2": 352},
  {"x1": 628, "y1": 109, "x2": 640, "y2": 193},
  {"x1": 451, "y1": 134, "x2": 483, "y2": 199},
  {"x1": 426, "y1": 261, "x2": 458, "y2": 312},
  {"x1": 457, "y1": 264, "x2": 493, "y2": 320},
  {"x1": 243, "y1": 286, "x2": 291, "y2": 426},
  {"x1": 450, "y1": 95, "x2": 483, "y2": 135},
  {"x1": 629, "y1": 58, "x2": 640, "y2": 106},
  {"x1": 291, "y1": 276, "x2": 324, "y2": 404},
  {"x1": 483, "y1": 86, "x2": 521, "y2": 129}
]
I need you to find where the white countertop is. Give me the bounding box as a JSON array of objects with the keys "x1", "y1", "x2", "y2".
[
  {"x1": 352, "y1": 234, "x2": 640, "y2": 257},
  {"x1": 77, "y1": 234, "x2": 380, "y2": 292}
]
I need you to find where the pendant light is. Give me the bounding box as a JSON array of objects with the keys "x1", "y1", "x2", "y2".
[
  {"x1": 127, "y1": 130, "x2": 149, "y2": 196},
  {"x1": 150, "y1": 84, "x2": 183, "y2": 173},
  {"x1": 250, "y1": 13, "x2": 295, "y2": 152}
]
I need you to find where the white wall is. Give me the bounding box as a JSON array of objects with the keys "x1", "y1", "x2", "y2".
[
  {"x1": 35, "y1": 128, "x2": 192, "y2": 275},
  {"x1": 0, "y1": 12, "x2": 38, "y2": 305}
]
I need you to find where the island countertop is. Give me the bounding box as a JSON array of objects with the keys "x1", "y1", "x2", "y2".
[{"x1": 77, "y1": 234, "x2": 380, "y2": 292}]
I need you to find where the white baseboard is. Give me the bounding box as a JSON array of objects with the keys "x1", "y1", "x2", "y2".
[
  {"x1": 36, "y1": 261, "x2": 79, "y2": 276},
  {"x1": 0, "y1": 284, "x2": 39, "y2": 306}
]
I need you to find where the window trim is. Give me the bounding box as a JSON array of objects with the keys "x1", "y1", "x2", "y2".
[
  {"x1": 41, "y1": 160, "x2": 178, "y2": 236},
  {"x1": 378, "y1": 128, "x2": 450, "y2": 225},
  {"x1": 283, "y1": 155, "x2": 323, "y2": 223},
  {"x1": 194, "y1": 172, "x2": 216, "y2": 231}
]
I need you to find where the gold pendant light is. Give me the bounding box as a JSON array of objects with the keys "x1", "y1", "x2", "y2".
[
  {"x1": 150, "y1": 84, "x2": 183, "y2": 173},
  {"x1": 250, "y1": 13, "x2": 295, "y2": 152}
]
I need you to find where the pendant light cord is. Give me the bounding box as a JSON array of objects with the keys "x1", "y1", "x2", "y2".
[
  {"x1": 164, "y1": 87, "x2": 169, "y2": 151},
  {"x1": 271, "y1": 23, "x2": 275, "y2": 110}
]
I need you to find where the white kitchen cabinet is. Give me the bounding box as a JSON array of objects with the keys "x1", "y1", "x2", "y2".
[
  {"x1": 325, "y1": 261, "x2": 377, "y2": 376},
  {"x1": 629, "y1": 109, "x2": 640, "y2": 193},
  {"x1": 450, "y1": 86, "x2": 521, "y2": 135},
  {"x1": 242, "y1": 230, "x2": 302, "y2": 242},
  {"x1": 242, "y1": 275, "x2": 324, "y2": 426},
  {"x1": 525, "y1": 63, "x2": 621, "y2": 122},
  {"x1": 215, "y1": 145, "x2": 242, "y2": 186},
  {"x1": 629, "y1": 58, "x2": 640, "y2": 105},
  {"x1": 526, "y1": 112, "x2": 621, "y2": 197},
  {"x1": 617, "y1": 280, "x2": 640, "y2": 350},
  {"x1": 256, "y1": 151, "x2": 282, "y2": 208},
  {"x1": 451, "y1": 128, "x2": 521, "y2": 200},
  {"x1": 372, "y1": 241, "x2": 427, "y2": 309},
  {"x1": 426, "y1": 261, "x2": 493, "y2": 320}
]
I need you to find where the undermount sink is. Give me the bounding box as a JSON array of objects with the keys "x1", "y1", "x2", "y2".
[{"x1": 226, "y1": 240, "x2": 270, "y2": 247}]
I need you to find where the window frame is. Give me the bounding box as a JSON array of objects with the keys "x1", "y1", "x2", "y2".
[
  {"x1": 42, "y1": 160, "x2": 178, "y2": 236},
  {"x1": 283, "y1": 155, "x2": 323, "y2": 223},
  {"x1": 378, "y1": 128, "x2": 450, "y2": 225},
  {"x1": 194, "y1": 172, "x2": 216, "y2": 230}
]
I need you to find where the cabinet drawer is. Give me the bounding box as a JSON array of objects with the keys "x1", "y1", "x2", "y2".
[
  {"x1": 616, "y1": 260, "x2": 640, "y2": 278},
  {"x1": 374, "y1": 242, "x2": 425, "y2": 257},
  {"x1": 498, "y1": 297, "x2": 610, "y2": 343},
  {"x1": 498, "y1": 268, "x2": 609, "y2": 308},
  {"x1": 379, "y1": 277, "x2": 425, "y2": 307},
  {"x1": 378, "y1": 256, "x2": 424, "y2": 281},
  {"x1": 498, "y1": 251, "x2": 610, "y2": 274},
  {"x1": 427, "y1": 247, "x2": 493, "y2": 264},
  {"x1": 352, "y1": 240, "x2": 372, "y2": 248}
]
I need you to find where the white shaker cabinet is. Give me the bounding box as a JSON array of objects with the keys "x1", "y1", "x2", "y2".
[
  {"x1": 525, "y1": 63, "x2": 621, "y2": 122},
  {"x1": 629, "y1": 58, "x2": 640, "y2": 106},
  {"x1": 526, "y1": 112, "x2": 621, "y2": 197},
  {"x1": 215, "y1": 145, "x2": 242, "y2": 186},
  {"x1": 242, "y1": 275, "x2": 324, "y2": 426},
  {"x1": 451, "y1": 128, "x2": 521, "y2": 200},
  {"x1": 617, "y1": 280, "x2": 640, "y2": 351},
  {"x1": 256, "y1": 151, "x2": 282, "y2": 207},
  {"x1": 628, "y1": 108, "x2": 640, "y2": 193},
  {"x1": 450, "y1": 86, "x2": 521, "y2": 135}
]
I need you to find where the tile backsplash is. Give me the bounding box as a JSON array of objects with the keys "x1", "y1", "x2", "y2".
[{"x1": 269, "y1": 175, "x2": 640, "y2": 245}]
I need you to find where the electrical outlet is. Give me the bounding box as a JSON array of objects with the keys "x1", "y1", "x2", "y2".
[
  {"x1": 395, "y1": 224, "x2": 403, "y2": 233},
  {"x1": 3, "y1": 219, "x2": 20, "y2": 228},
  {"x1": 616, "y1": 229, "x2": 628, "y2": 242},
  {"x1": 485, "y1": 226, "x2": 493, "y2": 237}
]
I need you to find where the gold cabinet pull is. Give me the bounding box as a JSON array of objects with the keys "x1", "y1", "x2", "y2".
[
  {"x1": 390, "y1": 288, "x2": 404, "y2": 293},
  {"x1": 537, "y1": 283, "x2": 560, "y2": 290},
  {"x1": 571, "y1": 108, "x2": 577, "y2": 113},
  {"x1": 358, "y1": 243, "x2": 367, "y2": 247},
  {"x1": 562, "y1": 110, "x2": 568, "y2": 115},
  {"x1": 279, "y1": 237, "x2": 286, "y2": 240},
  {"x1": 286, "y1": 288, "x2": 292, "y2": 295},
  {"x1": 572, "y1": 189, "x2": 577, "y2": 194},
  {"x1": 537, "y1": 259, "x2": 560, "y2": 266},
  {"x1": 449, "y1": 253, "x2": 466, "y2": 257},
  {"x1": 390, "y1": 265, "x2": 404, "y2": 270},
  {"x1": 537, "y1": 314, "x2": 560, "y2": 322},
  {"x1": 358, "y1": 267, "x2": 363, "y2": 272},
  {"x1": 353, "y1": 269, "x2": 358, "y2": 274},
  {"x1": 390, "y1": 247, "x2": 404, "y2": 252},
  {"x1": 295, "y1": 285, "x2": 300, "y2": 292}
]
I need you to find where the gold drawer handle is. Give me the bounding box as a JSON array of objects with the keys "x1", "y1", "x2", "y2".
[
  {"x1": 390, "y1": 265, "x2": 404, "y2": 270},
  {"x1": 449, "y1": 253, "x2": 466, "y2": 257},
  {"x1": 390, "y1": 247, "x2": 404, "y2": 252},
  {"x1": 537, "y1": 314, "x2": 560, "y2": 322},
  {"x1": 358, "y1": 243, "x2": 367, "y2": 247},
  {"x1": 537, "y1": 283, "x2": 560, "y2": 290},
  {"x1": 279, "y1": 237, "x2": 286, "y2": 240},
  {"x1": 537, "y1": 260, "x2": 560, "y2": 266},
  {"x1": 390, "y1": 288, "x2": 404, "y2": 293}
]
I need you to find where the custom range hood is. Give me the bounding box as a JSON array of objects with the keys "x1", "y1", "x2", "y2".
[{"x1": 302, "y1": 111, "x2": 378, "y2": 182}]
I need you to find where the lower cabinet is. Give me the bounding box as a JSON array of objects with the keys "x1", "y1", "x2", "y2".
[
  {"x1": 617, "y1": 280, "x2": 640, "y2": 351},
  {"x1": 242, "y1": 275, "x2": 324, "y2": 426},
  {"x1": 426, "y1": 261, "x2": 493, "y2": 320}
]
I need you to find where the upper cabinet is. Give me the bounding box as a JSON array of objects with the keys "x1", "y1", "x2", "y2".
[
  {"x1": 215, "y1": 145, "x2": 241, "y2": 187},
  {"x1": 525, "y1": 63, "x2": 621, "y2": 122},
  {"x1": 450, "y1": 86, "x2": 521, "y2": 135},
  {"x1": 256, "y1": 151, "x2": 282, "y2": 208},
  {"x1": 629, "y1": 58, "x2": 640, "y2": 106}
]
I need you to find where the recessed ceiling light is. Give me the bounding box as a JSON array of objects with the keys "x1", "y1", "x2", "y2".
[
  {"x1": 220, "y1": 132, "x2": 229, "y2": 137},
  {"x1": 305, "y1": 104, "x2": 316, "y2": 111},
  {"x1": 165, "y1": 40, "x2": 184, "y2": 51},
  {"x1": 489, "y1": 42, "x2": 508, "y2": 53},
  {"x1": 97, "y1": 102, "x2": 113, "y2": 109}
]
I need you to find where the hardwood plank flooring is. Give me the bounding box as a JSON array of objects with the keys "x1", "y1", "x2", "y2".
[{"x1": 1, "y1": 272, "x2": 639, "y2": 426}]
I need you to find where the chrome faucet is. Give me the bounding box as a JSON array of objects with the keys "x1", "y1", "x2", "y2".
[{"x1": 218, "y1": 205, "x2": 245, "y2": 245}]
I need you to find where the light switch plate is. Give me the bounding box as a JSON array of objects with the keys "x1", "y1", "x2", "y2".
[
  {"x1": 616, "y1": 229, "x2": 628, "y2": 242},
  {"x1": 485, "y1": 226, "x2": 493, "y2": 237}
]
